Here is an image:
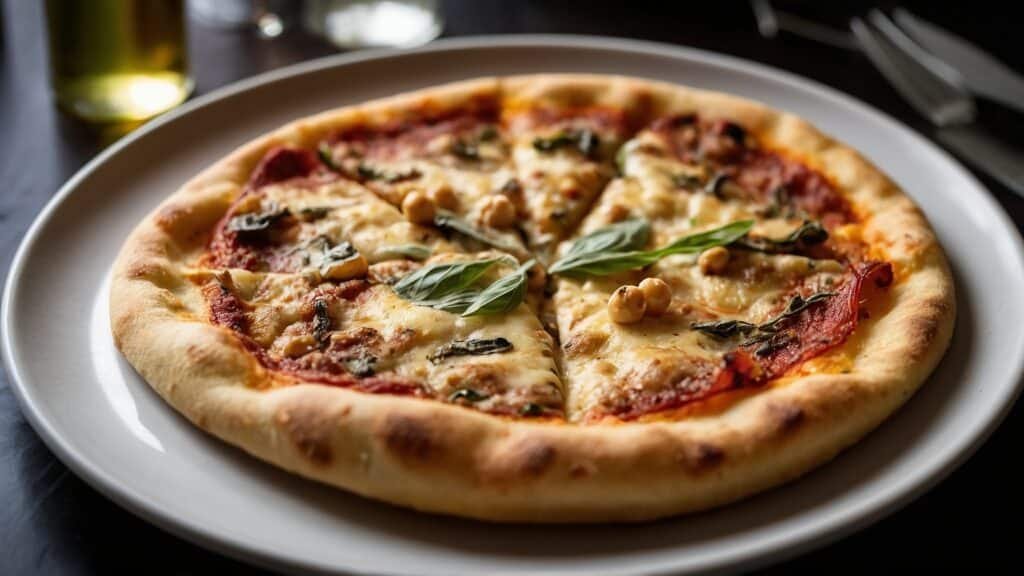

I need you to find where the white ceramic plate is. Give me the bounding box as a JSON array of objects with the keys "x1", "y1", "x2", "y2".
[{"x1": 5, "y1": 36, "x2": 1024, "y2": 575}]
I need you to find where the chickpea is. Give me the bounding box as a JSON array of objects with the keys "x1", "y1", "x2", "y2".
[
  {"x1": 558, "y1": 176, "x2": 582, "y2": 199},
  {"x1": 608, "y1": 285, "x2": 646, "y2": 324},
  {"x1": 401, "y1": 190, "x2": 436, "y2": 225},
  {"x1": 427, "y1": 183, "x2": 458, "y2": 210},
  {"x1": 281, "y1": 335, "x2": 317, "y2": 358},
  {"x1": 426, "y1": 133, "x2": 456, "y2": 156},
  {"x1": 481, "y1": 194, "x2": 516, "y2": 228},
  {"x1": 233, "y1": 194, "x2": 263, "y2": 214},
  {"x1": 698, "y1": 246, "x2": 730, "y2": 275},
  {"x1": 639, "y1": 278, "x2": 672, "y2": 316},
  {"x1": 321, "y1": 253, "x2": 369, "y2": 281},
  {"x1": 607, "y1": 203, "x2": 631, "y2": 223}
]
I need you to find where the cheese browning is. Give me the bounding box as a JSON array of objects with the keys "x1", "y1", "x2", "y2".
[{"x1": 194, "y1": 110, "x2": 887, "y2": 423}]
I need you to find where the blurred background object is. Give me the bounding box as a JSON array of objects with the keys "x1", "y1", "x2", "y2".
[
  {"x1": 188, "y1": 0, "x2": 293, "y2": 38},
  {"x1": 753, "y1": 0, "x2": 1024, "y2": 196},
  {"x1": 303, "y1": 0, "x2": 442, "y2": 49},
  {"x1": 45, "y1": 0, "x2": 192, "y2": 123}
]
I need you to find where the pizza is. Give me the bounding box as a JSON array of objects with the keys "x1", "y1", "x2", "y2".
[{"x1": 110, "y1": 75, "x2": 955, "y2": 522}]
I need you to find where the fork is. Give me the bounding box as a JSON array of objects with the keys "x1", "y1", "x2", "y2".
[
  {"x1": 852, "y1": 9, "x2": 1024, "y2": 197},
  {"x1": 851, "y1": 10, "x2": 976, "y2": 126}
]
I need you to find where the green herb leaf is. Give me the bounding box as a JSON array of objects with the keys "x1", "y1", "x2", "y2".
[
  {"x1": 614, "y1": 141, "x2": 631, "y2": 174},
  {"x1": 433, "y1": 210, "x2": 523, "y2": 254},
  {"x1": 226, "y1": 204, "x2": 290, "y2": 234},
  {"x1": 392, "y1": 258, "x2": 500, "y2": 302},
  {"x1": 345, "y1": 355, "x2": 377, "y2": 377},
  {"x1": 428, "y1": 337, "x2": 514, "y2": 364},
  {"x1": 519, "y1": 403, "x2": 545, "y2": 417},
  {"x1": 451, "y1": 139, "x2": 480, "y2": 160},
  {"x1": 550, "y1": 220, "x2": 753, "y2": 278},
  {"x1": 318, "y1": 241, "x2": 361, "y2": 276},
  {"x1": 672, "y1": 173, "x2": 704, "y2": 189},
  {"x1": 312, "y1": 299, "x2": 332, "y2": 345},
  {"x1": 357, "y1": 163, "x2": 421, "y2": 183},
  {"x1": 562, "y1": 218, "x2": 650, "y2": 258},
  {"x1": 419, "y1": 290, "x2": 482, "y2": 314},
  {"x1": 758, "y1": 291, "x2": 833, "y2": 332},
  {"x1": 692, "y1": 291, "x2": 835, "y2": 348},
  {"x1": 376, "y1": 244, "x2": 432, "y2": 261},
  {"x1": 690, "y1": 319, "x2": 758, "y2": 338},
  {"x1": 533, "y1": 129, "x2": 600, "y2": 158},
  {"x1": 477, "y1": 125, "x2": 498, "y2": 141},
  {"x1": 448, "y1": 388, "x2": 490, "y2": 402},
  {"x1": 298, "y1": 206, "x2": 332, "y2": 221},
  {"x1": 317, "y1": 143, "x2": 339, "y2": 171},
  {"x1": 462, "y1": 260, "x2": 534, "y2": 316},
  {"x1": 737, "y1": 220, "x2": 828, "y2": 253}
]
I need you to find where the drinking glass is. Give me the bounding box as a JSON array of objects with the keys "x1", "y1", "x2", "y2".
[
  {"x1": 303, "y1": 0, "x2": 442, "y2": 49},
  {"x1": 45, "y1": 0, "x2": 193, "y2": 123}
]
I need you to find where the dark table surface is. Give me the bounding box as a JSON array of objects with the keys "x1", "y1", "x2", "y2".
[{"x1": 2, "y1": 1, "x2": 1022, "y2": 573}]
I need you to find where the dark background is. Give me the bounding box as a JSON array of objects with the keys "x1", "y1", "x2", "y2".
[{"x1": 2, "y1": 1, "x2": 1021, "y2": 573}]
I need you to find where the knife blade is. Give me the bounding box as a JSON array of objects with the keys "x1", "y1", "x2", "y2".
[{"x1": 893, "y1": 9, "x2": 1024, "y2": 116}]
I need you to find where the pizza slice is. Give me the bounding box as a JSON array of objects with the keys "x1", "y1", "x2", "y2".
[
  {"x1": 315, "y1": 85, "x2": 528, "y2": 258},
  {"x1": 191, "y1": 260, "x2": 562, "y2": 417},
  {"x1": 188, "y1": 144, "x2": 560, "y2": 417},
  {"x1": 554, "y1": 113, "x2": 893, "y2": 422},
  {"x1": 496, "y1": 75, "x2": 675, "y2": 253}
]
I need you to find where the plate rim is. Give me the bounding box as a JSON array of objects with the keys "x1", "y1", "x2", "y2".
[{"x1": 4, "y1": 34, "x2": 1024, "y2": 575}]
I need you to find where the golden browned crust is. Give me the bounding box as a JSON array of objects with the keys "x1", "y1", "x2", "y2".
[{"x1": 110, "y1": 75, "x2": 955, "y2": 522}]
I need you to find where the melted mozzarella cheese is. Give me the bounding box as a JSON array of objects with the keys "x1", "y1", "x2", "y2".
[{"x1": 555, "y1": 133, "x2": 851, "y2": 421}]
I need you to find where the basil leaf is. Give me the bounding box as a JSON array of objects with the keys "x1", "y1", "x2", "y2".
[
  {"x1": 672, "y1": 173, "x2": 704, "y2": 189},
  {"x1": 317, "y1": 143, "x2": 338, "y2": 171},
  {"x1": 392, "y1": 258, "x2": 499, "y2": 302},
  {"x1": 563, "y1": 218, "x2": 650, "y2": 258},
  {"x1": 419, "y1": 290, "x2": 482, "y2": 314},
  {"x1": 449, "y1": 388, "x2": 490, "y2": 402},
  {"x1": 298, "y1": 206, "x2": 332, "y2": 221},
  {"x1": 691, "y1": 319, "x2": 758, "y2": 338},
  {"x1": 548, "y1": 250, "x2": 663, "y2": 278},
  {"x1": 532, "y1": 129, "x2": 600, "y2": 158},
  {"x1": 226, "y1": 204, "x2": 290, "y2": 234},
  {"x1": 358, "y1": 163, "x2": 421, "y2": 183},
  {"x1": 428, "y1": 337, "x2": 514, "y2": 364},
  {"x1": 320, "y1": 241, "x2": 358, "y2": 265},
  {"x1": 434, "y1": 210, "x2": 523, "y2": 254},
  {"x1": 550, "y1": 220, "x2": 754, "y2": 278},
  {"x1": 377, "y1": 244, "x2": 432, "y2": 261},
  {"x1": 653, "y1": 220, "x2": 755, "y2": 255},
  {"x1": 737, "y1": 220, "x2": 828, "y2": 253},
  {"x1": 451, "y1": 139, "x2": 480, "y2": 160},
  {"x1": 462, "y1": 260, "x2": 534, "y2": 317}
]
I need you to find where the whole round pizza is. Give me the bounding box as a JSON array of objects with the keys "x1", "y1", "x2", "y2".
[{"x1": 110, "y1": 75, "x2": 955, "y2": 522}]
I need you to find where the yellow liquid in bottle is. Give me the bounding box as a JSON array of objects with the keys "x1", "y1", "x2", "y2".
[{"x1": 46, "y1": 0, "x2": 192, "y2": 123}]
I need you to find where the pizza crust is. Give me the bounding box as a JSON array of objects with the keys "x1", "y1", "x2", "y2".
[{"x1": 110, "y1": 74, "x2": 955, "y2": 522}]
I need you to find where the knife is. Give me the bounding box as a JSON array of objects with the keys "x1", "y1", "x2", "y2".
[{"x1": 893, "y1": 9, "x2": 1024, "y2": 116}]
